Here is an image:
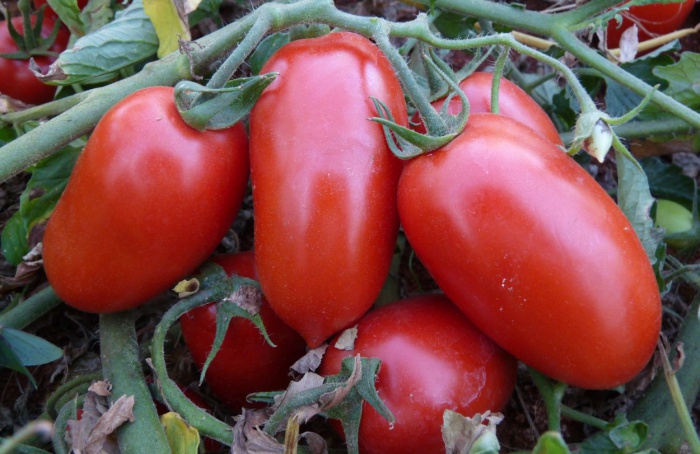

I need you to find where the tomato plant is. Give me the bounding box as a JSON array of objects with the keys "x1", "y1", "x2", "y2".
[
  {"x1": 606, "y1": 0, "x2": 696, "y2": 49},
  {"x1": 319, "y1": 294, "x2": 517, "y2": 454},
  {"x1": 413, "y1": 72, "x2": 562, "y2": 145},
  {"x1": 0, "y1": 16, "x2": 69, "y2": 105},
  {"x1": 398, "y1": 114, "x2": 661, "y2": 390},
  {"x1": 179, "y1": 251, "x2": 307, "y2": 412},
  {"x1": 34, "y1": 0, "x2": 89, "y2": 20},
  {"x1": 43, "y1": 86, "x2": 250, "y2": 313},
  {"x1": 249, "y1": 32, "x2": 408, "y2": 348}
]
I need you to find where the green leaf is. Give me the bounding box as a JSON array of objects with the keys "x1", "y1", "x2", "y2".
[
  {"x1": 615, "y1": 149, "x2": 664, "y2": 264},
  {"x1": 188, "y1": 0, "x2": 223, "y2": 27},
  {"x1": 0, "y1": 143, "x2": 81, "y2": 265},
  {"x1": 0, "y1": 334, "x2": 35, "y2": 386},
  {"x1": 47, "y1": 0, "x2": 85, "y2": 36},
  {"x1": 143, "y1": 0, "x2": 191, "y2": 58},
  {"x1": 40, "y1": 0, "x2": 158, "y2": 85},
  {"x1": 579, "y1": 415, "x2": 655, "y2": 453},
  {"x1": 80, "y1": 0, "x2": 115, "y2": 36},
  {"x1": 653, "y1": 52, "x2": 700, "y2": 109},
  {"x1": 532, "y1": 432, "x2": 571, "y2": 454},
  {"x1": 0, "y1": 327, "x2": 63, "y2": 366},
  {"x1": 605, "y1": 53, "x2": 674, "y2": 118},
  {"x1": 248, "y1": 32, "x2": 290, "y2": 75},
  {"x1": 641, "y1": 157, "x2": 697, "y2": 210}
]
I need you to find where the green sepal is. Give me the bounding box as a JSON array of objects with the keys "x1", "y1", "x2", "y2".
[
  {"x1": 532, "y1": 431, "x2": 571, "y2": 454},
  {"x1": 198, "y1": 276, "x2": 273, "y2": 385},
  {"x1": 579, "y1": 414, "x2": 658, "y2": 454},
  {"x1": 248, "y1": 32, "x2": 290, "y2": 75},
  {"x1": 1, "y1": 6, "x2": 62, "y2": 58},
  {"x1": 175, "y1": 73, "x2": 277, "y2": 131},
  {"x1": 47, "y1": 0, "x2": 86, "y2": 36},
  {"x1": 323, "y1": 357, "x2": 393, "y2": 454}
]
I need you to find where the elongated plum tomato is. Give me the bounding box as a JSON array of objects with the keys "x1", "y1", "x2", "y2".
[
  {"x1": 319, "y1": 294, "x2": 517, "y2": 454},
  {"x1": 398, "y1": 114, "x2": 661, "y2": 390},
  {"x1": 250, "y1": 32, "x2": 408, "y2": 347},
  {"x1": 43, "y1": 87, "x2": 249, "y2": 313},
  {"x1": 180, "y1": 251, "x2": 307, "y2": 412},
  {"x1": 412, "y1": 72, "x2": 562, "y2": 146},
  {"x1": 0, "y1": 16, "x2": 69, "y2": 105},
  {"x1": 606, "y1": 0, "x2": 696, "y2": 49}
]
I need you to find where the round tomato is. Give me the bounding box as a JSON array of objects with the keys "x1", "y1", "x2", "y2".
[
  {"x1": 180, "y1": 251, "x2": 307, "y2": 412},
  {"x1": 319, "y1": 294, "x2": 517, "y2": 454},
  {"x1": 606, "y1": 0, "x2": 696, "y2": 49},
  {"x1": 0, "y1": 16, "x2": 69, "y2": 105},
  {"x1": 43, "y1": 86, "x2": 249, "y2": 313},
  {"x1": 249, "y1": 32, "x2": 408, "y2": 348},
  {"x1": 413, "y1": 72, "x2": 562, "y2": 146},
  {"x1": 398, "y1": 114, "x2": 661, "y2": 390}
]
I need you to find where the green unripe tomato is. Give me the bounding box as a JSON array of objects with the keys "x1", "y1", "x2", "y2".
[{"x1": 655, "y1": 199, "x2": 693, "y2": 235}]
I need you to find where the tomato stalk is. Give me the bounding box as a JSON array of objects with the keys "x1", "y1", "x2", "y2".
[
  {"x1": 44, "y1": 371, "x2": 102, "y2": 419},
  {"x1": 528, "y1": 368, "x2": 568, "y2": 433},
  {"x1": 52, "y1": 395, "x2": 83, "y2": 454},
  {"x1": 489, "y1": 47, "x2": 509, "y2": 115},
  {"x1": 99, "y1": 311, "x2": 171, "y2": 454},
  {"x1": 0, "y1": 286, "x2": 62, "y2": 330}
]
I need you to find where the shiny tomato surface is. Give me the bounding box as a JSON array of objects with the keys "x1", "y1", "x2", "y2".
[
  {"x1": 319, "y1": 294, "x2": 517, "y2": 454},
  {"x1": 398, "y1": 114, "x2": 661, "y2": 390},
  {"x1": 413, "y1": 72, "x2": 562, "y2": 145},
  {"x1": 180, "y1": 251, "x2": 307, "y2": 412},
  {"x1": 0, "y1": 16, "x2": 69, "y2": 105},
  {"x1": 250, "y1": 32, "x2": 408, "y2": 347},
  {"x1": 606, "y1": 0, "x2": 696, "y2": 49},
  {"x1": 43, "y1": 86, "x2": 249, "y2": 313}
]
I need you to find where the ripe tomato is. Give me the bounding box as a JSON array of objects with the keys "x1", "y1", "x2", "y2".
[
  {"x1": 249, "y1": 32, "x2": 408, "y2": 348},
  {"x1": 0, "y1": 16, "x2": 69, "y2": 105},
  {"x1": 413, "y1": 72, "x2": 562, "y2": 146},
  {"x1": 398, "y1": 114, "x2": 661, "y2": 390},
  {"x1": 43, "y1": 86, "x2": 249, "y2": 313},
  {"x1": 319, "y1": 294, "x2": 517, "y2": 454},
  {"x1": 180, "y1": 251, "x2": 307, "y2": 412},
  {"x1": 606, "y1": 0, "x2": 696, "y2": 49}
]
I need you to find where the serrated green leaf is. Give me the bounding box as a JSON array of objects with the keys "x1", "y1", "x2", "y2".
[
  {"x1": 532, "y1": 431, "x2": 571, "y2": 454},
  {"x1": 641, "y1": 157, "x2": 697, "y2": 209},
  {"x1": 0, "y1": 144, "x2": 81, "y2": 265},
  {"x1": 0, "y1": 327, "x2": 63, "y2": 366},
  {"x1": 143, "y1": 0, "x2": 191, "y2": 58},
  {"x1": 44, "y1": 0, "x2": 158, "y2": 85},
  {"x1": 615, "y1": 149, "x2": 664, "y2": 264},
  {"x1": 653, "y1": 52, "x2": 700, "y2": 109},
  {"x1": 248, "y1": 32, "x2": 290, "y2": 75}
]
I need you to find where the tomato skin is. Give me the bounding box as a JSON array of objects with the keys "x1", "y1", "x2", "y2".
[
  {"x1": 606, "y1": 0, "x2": 696, "y2": 49},
  {"x1": 180, "y1": 251, "x2": 307, "y2": 412},
  {"x1": 398, "y1": 114, "x2": 661, "y2": 390},
  {"x1": 250, "y1": 32, "x2": 408, "y2": 348},
  {"x1": 0, "y1": 16, "x2": 69, "y2": 105},
  {"x1": 43, "y1": 86, "x2": 249, "y2": 313},
  {"x1": 413, "y1": 72, "x2": 562, "y2": 146},
  {"x1": 319, "y1": 294, "x2": 517, "y2": 454}
]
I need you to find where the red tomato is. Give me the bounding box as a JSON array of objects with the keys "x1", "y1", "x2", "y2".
[
  {"x1": 606, "y1": 0, "x2": 696, "y2": 49},
  {"x1": 249, "y1": 32, "x2": 408, "y2": 348},
  {"x1": 0, "y1": 16, "x2": 69, "y2": 105},
  {"x1": 180, "y1": 251, "x2": 307, "y2": 412},
  {"x1": 413, "y1": 72, "x2": 562, "y2": 146},
  {"x1": 398, "y1": 114, "x2": 661, "y2": 390},
  {"x1": 43, "y1": 86, "x2": 249, "y2": 313},
  {"x1": 319, "y1": 294, "x2": 517, "y2": 454}
]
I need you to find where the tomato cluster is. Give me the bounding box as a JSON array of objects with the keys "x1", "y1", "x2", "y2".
[{"x1": 42, "y1": 30, "x2": 662, "y2": 453}]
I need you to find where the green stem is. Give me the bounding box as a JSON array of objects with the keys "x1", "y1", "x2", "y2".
[
  {"x1": 52, "y1": 396, "x2": 83, "y2": 454},
  {"x1": 490, "y1": 47, "x2": 509, "y2": 114},
  {"x1": 529, "y1": 368, "x2": 567, "y2": 433},
  {"x1": 100, "y1": 311, "x2": 171, "y2": 454},
  {"x1": 45, "y1": 372, "x2": 101, "y2": 419},
  {"x1": 0, "y1": 420, "x2": 53, "y2": 454},
  {"x1": 560, "y1": 116, "x2": 695, "y2": 143},
  {"x1": 561, "y1": 405, "x2": 608, "y2": 430},
  {"x1": 0, "y1": 93, "x2": 88, "y2": 125},
  {"x1": 0, "y1": 287, "x2": 62, "y2": 330}
]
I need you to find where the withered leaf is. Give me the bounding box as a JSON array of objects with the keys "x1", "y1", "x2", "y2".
[
  {"x1": 334, "y1": 326, "x2": 358, "y2": 351},
  {"x1": 232, "y1": 408, "x2": 284, "y2": 454},
  {"x1": 224, "y1": 285, "x2": 263, "y2": 315},
  {"x1": 290, "y1": 345, "x2": 328, "y2": 375},
  {"x1": 442, "y1": 410, "x2": 503, "y2": 454}
]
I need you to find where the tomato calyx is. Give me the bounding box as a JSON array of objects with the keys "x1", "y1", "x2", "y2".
[
  {"x1": 371, "y1": 50, "x2": 470, "y2": 159},
  {"x1": 1, "y1": 9, "x2": 64, "y2": 60},
  {"x1": 174, "y1": 74, "x2": 277, "y2": 131}
]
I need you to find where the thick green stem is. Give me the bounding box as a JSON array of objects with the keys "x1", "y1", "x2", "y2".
[
  {"x1": 100, "y1": 312, "x2": 170, "y2": 454},
  {"x1": 0, "y1": 287, "x2": 62, "y2": 330}
]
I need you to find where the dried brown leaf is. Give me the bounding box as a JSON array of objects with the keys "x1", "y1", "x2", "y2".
[
  {"x1": 334, "y1": 326, "x2": 358, "y2": 351},
  {"x1": 224, "y1": 285, "x2": 263, "y2": 315},
  {"x1": 442, "y1": 410, "x2": 503, "y2": 454},
  {"x1": 618, "y1": 25, "x2": 639, "y2": 63},
  {"x1": 290, "y1": 345, "x2": 328, "y2": 375},
  {"x1": 300, "y1": 432, "x2": 328, "y2": 454},
  {"x1": 232, "y1": 408, "x2": 284, "y2": 454}
]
